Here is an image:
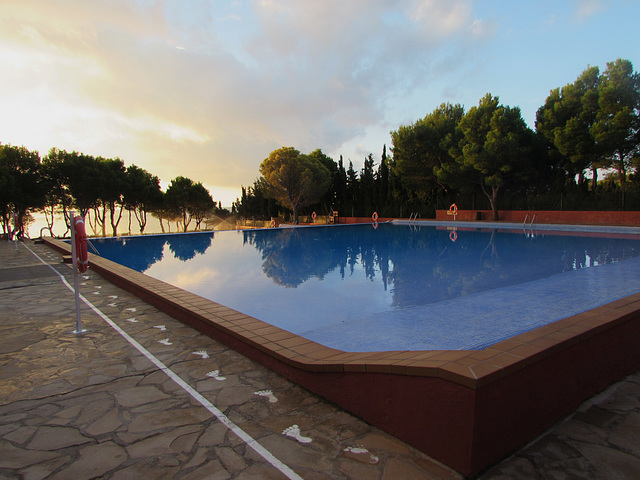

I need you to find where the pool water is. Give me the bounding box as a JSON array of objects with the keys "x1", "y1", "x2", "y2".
[{"x1": 91, "y1": 223, "x2": 640, "y2": 351}]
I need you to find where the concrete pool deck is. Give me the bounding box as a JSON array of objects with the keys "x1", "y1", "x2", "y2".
[{"x1": 7, "y1": 234, "x2": 637, "y2": 478}]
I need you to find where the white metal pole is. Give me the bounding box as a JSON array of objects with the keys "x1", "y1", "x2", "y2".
[
  {"x1": 70, "y1": 211, "x2": 84, "y2": 334},
  {"x1": 13, "y1": 212, "x2": 17, "y2": 250}
]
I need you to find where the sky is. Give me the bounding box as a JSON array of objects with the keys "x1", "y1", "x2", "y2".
[{"x1": 1, "y1": 0, "x2": 639, "y2": 207}]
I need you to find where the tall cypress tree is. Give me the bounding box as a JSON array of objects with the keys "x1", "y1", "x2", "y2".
[{"x1": 377, "y1": 145, "x2": 390, "y2": 212}]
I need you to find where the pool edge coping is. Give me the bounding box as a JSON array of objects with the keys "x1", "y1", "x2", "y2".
[{"x1": 44, "y1": 235, "x2": 640, "y2": 391}]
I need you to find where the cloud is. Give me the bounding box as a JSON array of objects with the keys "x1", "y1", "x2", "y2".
[
  {"x1": 0, "y1": 0, "x2": 486, "y2": 201},
  {"x1": 572, "y1": 0, "x2": 606, "y2": 19}
]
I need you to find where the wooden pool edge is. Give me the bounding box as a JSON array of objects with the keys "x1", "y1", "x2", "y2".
[{"x1": 44, "y1": 237, "x2": 640, "y2": 476}]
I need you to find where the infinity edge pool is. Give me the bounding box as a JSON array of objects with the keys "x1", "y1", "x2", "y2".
[{"x1": 44, "y1": 223, "x2": 640, "y2": 476}]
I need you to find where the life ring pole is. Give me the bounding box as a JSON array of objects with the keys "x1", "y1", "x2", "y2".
[
  {"x1": 70, "y1": 212, "x2": 86, "y2": 334},
  {"x1": 448, "y1": 203, "x2": 458, "y2": 221}
]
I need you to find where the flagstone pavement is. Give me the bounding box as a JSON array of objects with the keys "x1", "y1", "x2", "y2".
[{"x1": 1, "y1": 239, "x2": 639, "y2": 479}]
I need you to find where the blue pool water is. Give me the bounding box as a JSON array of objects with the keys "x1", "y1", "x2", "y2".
[{"x1": 90, "y1": 223, "x2": 640, "y2": 351}]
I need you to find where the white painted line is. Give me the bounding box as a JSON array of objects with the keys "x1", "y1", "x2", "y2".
[{"x1": 23, "y1": 243, "x2": 305, "y2": 480}]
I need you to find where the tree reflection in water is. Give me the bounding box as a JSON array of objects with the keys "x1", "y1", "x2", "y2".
[
  {"x1": 166, "y1": 233, "x2": 213, "y2": 261},
  {"x1": 243, "y1": 224, "x2": 640, "y2": 308},
  {"x1": 242, "y1": 226, "x2": 392, "y2": 289},
  {"x1": 93, "y1": 225, "x2": 640, "y2": 311},
  {"x1": 92, "y1": 234, "x2": 168, "y2": 272},
  {"x1": 92, "y1": 232, "x2": 214, "y2": 271}
]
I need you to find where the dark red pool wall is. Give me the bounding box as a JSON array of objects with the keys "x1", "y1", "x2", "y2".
[
  {"x1": 470, "y1": 307, "x2": 640, "y2": 474},
  {"x1": 283, "y1": 370, "x2": 478, "y2": 473},
  {"x1": 436, "y1": 209, "x2": 640, "y2": 225},
  {"x1": 274, "y1": 310, "x2": 640, "y2": 475}
]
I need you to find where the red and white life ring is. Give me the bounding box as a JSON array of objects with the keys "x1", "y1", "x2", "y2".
[
  {"x1": 449, "y1": 203, "x2": 458, "y2": 215},
  {"x1": 311, "y1": 211, "x2": 317, "y2": 220},
  {"x1": 372, "y1": 212, "x2": 379, "y2": 222},
  {"x1": 271, "y1": 219, "x2": 276, "y2": 228},
  {"x1": 449, "y1": 230, "x2": 458, "y2": 242},
  {"x1": 74, "y1": 215, "x2": 88, "y2": 273}
]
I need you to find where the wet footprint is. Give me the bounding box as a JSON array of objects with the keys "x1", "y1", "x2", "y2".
[
  {"x1": 282, "y1": 425, "x2": 312, "y2": 444},
  {"x1": 206, "y1": 370, "x2": 226, "y2": 381},
  {"x1": 342, "y1": 446, "x2": 379, "y2": 465},
  {"x1": 254, "y1": 390, "x2": 278, "y2": 403}
]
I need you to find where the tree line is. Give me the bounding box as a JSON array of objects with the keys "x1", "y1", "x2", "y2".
[
  {"x1": 239, "y1": 58, "x2": 640, "y2": 221},
  {"x1": 3, "y1": 58, "x2": 639, "y2": 237},
  {"x1": 0, "y1": 146, "x2": 222, "y2": 239}
]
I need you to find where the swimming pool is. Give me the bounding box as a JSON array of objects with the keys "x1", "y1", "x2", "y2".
[
  {"x1": 46, "y1": 222, "x2": 640, "y2": 475},
  {"x1": 90, "y1": 222, "x2": 640, "y2": 351}
]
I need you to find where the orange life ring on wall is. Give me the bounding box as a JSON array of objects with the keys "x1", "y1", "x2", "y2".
[
  {"x1": 311, "y1": 211, "x2": 317, "y2": 220},
  {"x1": 449, "y1": 230, "x2": 457, "y2": 242},
  {"x1": 74, "y1": 215, "x2": 88, "y2": 273},
  {"x1": 271, "y1": 219, "x2": 276, "y2": 227},
  {"x1": 449, "y1": 203, "x2": 458, "y2": 215},
  {"x1": 372, "y1": 212, "x2": 379, "y2": 222}
]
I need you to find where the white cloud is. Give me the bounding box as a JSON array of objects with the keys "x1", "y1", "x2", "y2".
[
  {"x1": 0, "y1": 0, "x2": 487, "y2": 202},
  {"x1": 573, "y1": 0, "x2": 605, "y2": 19}
]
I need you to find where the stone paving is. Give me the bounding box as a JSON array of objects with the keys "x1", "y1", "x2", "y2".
[
  {"x1": 478, "y1": 372, "x2": 640, "y2": 479},
  {"x1": 1, "y1": 239, "x2": 639, "y2": 479}
]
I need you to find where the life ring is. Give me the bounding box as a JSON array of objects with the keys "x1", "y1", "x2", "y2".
[
  {"x1": 449, "y1": 203, "x2": 458, "y2": 215},
  {"x1": 449, "y1": 230, "x2": 457, "y2": 242},
  {"x1": 271, "y1": 219, "x2": 276, "y2": 227},
  {"x1": 311, "y1": 211, "x2": 317, "y2": 220},
  {"x1": 74, "y1": 215, "x2": 88, "y2": 273},
  {"x1": 372, "y1": 212, "x2": 379, "y2": 222}
]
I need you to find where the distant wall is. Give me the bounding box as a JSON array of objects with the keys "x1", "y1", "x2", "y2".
[
  {"x1": 435, "y1": 210, "x2": 640, "y2": 226},
  {"x1": 338, "y1": 216, "x2": 393, "y2": 224}
]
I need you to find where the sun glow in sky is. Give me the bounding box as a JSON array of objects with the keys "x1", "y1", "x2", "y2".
[{"x1": 1, "y1": 0, "x2": 639, "y2": 206}]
